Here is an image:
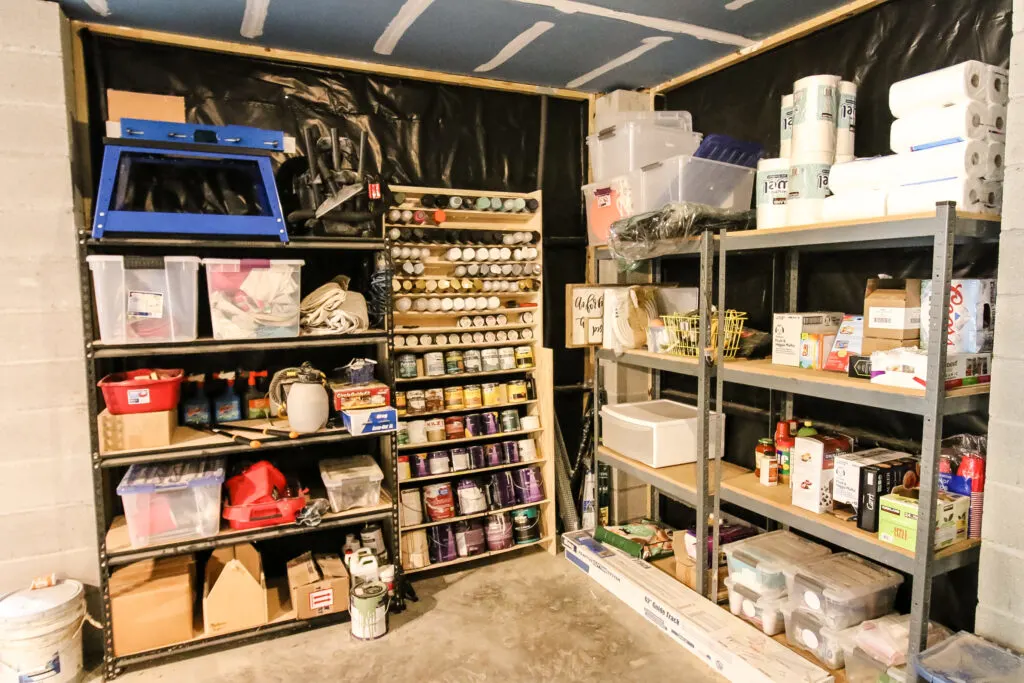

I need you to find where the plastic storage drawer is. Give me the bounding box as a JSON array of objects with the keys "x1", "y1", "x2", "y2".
[
  {"x1": 600, "y1": 399, "x2": 723, "y2": 468},
  {"x1": 320, "y1": 456, "x2": 384, "y2": 512},
  {"x1": 724, "y1": 577, "x2": 785, "y2": 635},
  {"x1": 116, "y1": 459, "x2": 225, "y2": 548},
  {"x1": 583, "y1": 172, "x2": 642, "y2": 245},
  {"x1": 723, "y1": 530, "x2": 831, "y2": 597},
  {"x1": 783, "y1": 607, "x2": 847, "y2": 669},
  {"x1": 641, "y1": 154, "x2": 756, "y2": 212},
  {"x1": 788, "y1": 553, "x2": 903, "y2": 630},
  {"x1": 202, "y1": 258, "x2": 304, "y2": 339},
  {"x1": 86, "y1": 255, "x2": 200, "y2": 344},
  {"x1": 913, "y1": 631, "x2": 1024, "y2": 682},
  {"x1": 587, "y1": 120, "x2": 701, "y2": 182}
]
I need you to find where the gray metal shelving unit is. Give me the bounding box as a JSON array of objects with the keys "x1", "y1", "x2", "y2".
[{"x1": 591, "y1": 203, "x2": 996, "y2": 678}]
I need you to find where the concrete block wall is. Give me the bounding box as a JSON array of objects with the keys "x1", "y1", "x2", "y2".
[
  {"x1": 0, "y1": 0, "x2": 98, "y2": 592},
  {"x1": 976, "y1": 0, "x2": 1024, "y2": 651}
]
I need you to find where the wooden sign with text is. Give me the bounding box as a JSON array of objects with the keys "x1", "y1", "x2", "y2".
[{"x1": 566, "y1": 284, "x2": 605, "y2": 348}]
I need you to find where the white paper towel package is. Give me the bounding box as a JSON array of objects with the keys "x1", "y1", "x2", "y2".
[
  {"x1": 829, "y1": 157, "x2": 904, "y2": 193},
  {"x1": 886, "y1": 178, "x2": 991, "y2": 216},
  {"x1": 780, "y1": 94, "x2": 794, "y2": 158},
  {"x1": 822, "y1": 190, "x2": 888, "y2": 222},
  {"x1": 890, "y1": 100, "x2": 989, "y2": 153},
  {"x1": 889, "y1": 60, "x2": 988, "y2": 118},
  {"x1": 792, "y1": 75, "x2": 841, "y2": 155},
  {"x1": 787, "y1": 152, "x2": 833, "y2": 225},
  {"x1": 756, "y1": 158, "x2": 790, "y2": 229},
  {"x1": 836, "y1": 80, "x2": 857, "y2": 160},
  {"x1": 985, "y1": 65, "x2": 1009, "y2": 106}
]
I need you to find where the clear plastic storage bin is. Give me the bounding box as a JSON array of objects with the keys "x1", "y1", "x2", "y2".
[
  {"x1": 116, "y1": 459, "x2": 225, "y2": 548},
  {"x1": 587, "y1": 119, "x2": 701, "y2": 182},
  {"x1": 320, "y1": 456, "x2": 384, "y2": 512},
  {"x1": 583, "y1": 172, "x2": 642, "y2": 245},
  {"x1": 913, "y1": 631, "x2": 1024, "y2": 683},
  {"x1": 788, "y1": 553, "x2": 904, "y2": 629},
  {"x1": 724, "y1": 577, "x2": 786, "y2": 635},
  {"x1": 600, "y1": 399, "x2": 723, "y2": 468},
  {"x1": 783, "y1": 606, "x2": 847, "y2": 669},
  {"x1": 723, "y1": 530, "x2": 831, "y2": 597},
  {"x1": 642, "y1": 154, "x2": 756, "y2": 212},
  {"x1": 86, "y1": 255, "x2": 200, "y2": 344},
  {"x1": 202, "y1": 258, "x2": 304, "y2": 339},
  {"x1": 838, "y1": 615, "x2": 952, "y2": 683}
]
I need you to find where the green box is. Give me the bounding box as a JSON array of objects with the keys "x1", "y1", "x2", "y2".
[{"x1": 878, "y1": 488, "x2": 969, "y2": 551}]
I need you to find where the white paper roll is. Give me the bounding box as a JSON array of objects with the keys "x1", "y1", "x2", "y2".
[
  {"x1": 987, "y1": 142, "x2": 1005, "y2": 180},
  {"x1": 898, "y1": 140, "x2": 995, "y2": 185},
  {"x1": 780, "y1": 93, "x2": 794, "y2": 158},
  {"x1": 987, "y1": 104, "x2": 1007, "y2": 138},
  {"x1": 836, "y1": 81, "x2": 857, "y2": 159},
  {"x1": 835, "y1": 155, "x2": 855, "y2": 164},
  {"x1": 822, "y1": 190, "x2": 888, "y2": 222},
  {"x1": 756, "y1": 158, "x2": 789, "y2": 229},
  {"x1": 986, "y1": 64, "x2": 1009, "y2": 106},
  {"x1": 890, "y1": 100, "x2": 988, "y2": 153},
  {"x1": 829, "y1": 156, "x2": 903, "y2": 193},
  {"x1": 889, "y1": 61, "x2": 987, "y2": 118},
  {"x1": 981, "y1": 180, "x2": 1002, "y2": 216},
  {"x1": 787, "y1": 152, "x2": 833, "y2": 225},
  {"x1": 886, "y1": 177, "x2": 985, "y2": 215},
  {"x1": 792, "y1": 75, "x2": 840, "y2": 156}
]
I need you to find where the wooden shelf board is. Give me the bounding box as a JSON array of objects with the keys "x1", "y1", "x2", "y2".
[
  {"x1": 404, "y1": 535, "x2": 554, "y2": 574},
  {"x1": 596, "y1": 445, "x2": 748, "y2": 498}
]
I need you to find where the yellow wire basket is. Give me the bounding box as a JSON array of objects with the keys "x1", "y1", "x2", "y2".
[{"x1": 662, "y1": 311, "x2": 747, "y2": 360}]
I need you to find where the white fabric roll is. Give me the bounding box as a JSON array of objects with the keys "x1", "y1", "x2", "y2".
[
  {"x1": 987, "y1": 104, "x2": 1007, "y2": 138},
  {"x1": 829, "y1": 156, "x2": 903, "y2": 193},
  {"x1": 822, "y1": 190, "x2": 888, "y2": 222},
  {"x1": 836, "y1": 81, "x2": 857, "y2": 158},
  {"x1": 756, "y1": 157, "x2": 789, "y2": 229},
  {"x1": 780, "y1": 93, "x2": 794, "y2": 158},
  {"x1": 886, "y1": 178, "x2": 985, "y2": 215},
  {"x1": 987, "y1": 142, "x2": 1005, "y2": 180},
  {"x1": 792, "y1": 75, "x2": 840, "y2": 156},
  {"x1": 889, "y1": 61, "x2": 987, "y2": 118},
  {"x1": 787, "y1": 152, "x2": 833, "y2": 225},
  {"x1": 986, "y1": 64, "x2": 1009, "y2": 105},
  {"x1": 890, "y1": 100, "x2": 988, "y2": 153}
]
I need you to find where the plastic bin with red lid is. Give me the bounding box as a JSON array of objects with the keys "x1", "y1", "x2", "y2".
[
  {"x1": 222, "y1": 461, "x2": 307, "y2": 530},
  {"x1": 98, "y1": 368, "x2": 184, "y2": 414}
]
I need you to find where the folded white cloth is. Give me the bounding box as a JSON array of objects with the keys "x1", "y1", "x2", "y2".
[{"x1": 300, "y1": 281, "x2": 369, "y2": 334}]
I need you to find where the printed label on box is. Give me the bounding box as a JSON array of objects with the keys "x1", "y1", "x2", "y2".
[
  {"x1": 868, "y1": 306, "x2": 920, "y2": 330},
  {"x1": 126, "y1": 388, "x2": 151, "y2": 405},
  {"x1": 308, "y1": 587, "x2": 334, "y2": 612},
  {"x1": 127, "y1": 290, "x2": 164, "y2": 319}
]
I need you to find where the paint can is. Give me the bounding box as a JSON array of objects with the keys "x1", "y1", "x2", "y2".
[
  {"x1": 402, "y1": 529, "x2": 429, "y2": 569},
  {"x1": 410, "y1": 452, "x2": 429, "y2": 478},
  {"x1": 481, "y1": 411, "x2": 500, "y2": 435},
  {"x1": 405, "y1": 389, "x2": 426, "y2": 415},
  {"x1": 444, "y1": 416, "x2": 466, "y2": 440},
  {"x1": 481, "y1": 383, "x2": 500, "y2": 406},
  {"x1": 485, "y1": 513, "x2": 514, "y2": 551},
  {"x1": 512, "y1": 506, "x2": 541, "y2": 544},
  {"x1": 512, "y1": 466, "x2": 545, "y2": 504},
  {"x1": 525, "y1": 377, "x2": 537, "y2": 400},
  {"x1": 450, "y1": 447, "x2": 470, "y2": 472},
  {"x1": 397, "y1": 455, "x2": 412, "y2": 481},
  {"x1": 395, "y1": 391, "x2": 407, "y2": 416},
  {"x1": 424, "y1": 388, "x2": 445, "y2": 412},
  {"x1": 495, "y1": 383, "x2": 509, "y2": 405},
  {"x1": 425, "y1": 418, "x2": 446, "y2": 442},
  {"x1": 506, "y1": 380, "x2": 528, "y2": 403},
  {"x1": 360, "y1": 523, "x2": 387, "y2": 561},
  {"x1": 423, "y1": 483, "x2": 455, "y2": 521},
  {"x1": 424, "y1": 352, "x2": 445, "y2": 377},
  {"x1": 396, "y1": 422, "x2": 410, "y2": 446},
  {"x1": 456, "y1": 479, "x2": 488, "y2": 515},
  {"x1": 520, "y1": 415, "x2": 541, "y2": 431},
  {"x1": 463, "y1": 349, "x2": 483, "y2": 373},
  {"x1": 501, "y1": 440, "x2": 520, "y2": 464},
  {"x1": 500, "y1": 409, "x2": 521, "y2": 433},
  {"x1": 400, "y1": 488, "x2": 424, "y2": 526},
  {"x1": 444, "y1": 350, "x2": 465, "y2": 375},
  {"x1": 428, "y1": 524, "x2": 458, "y2": 563},
  {"x1": 455, "y1": 519, "x2": 487, "y2": 557},
  {"x1": 0, "y1": 580, "x2": 86, "y2": 683},
  {"x1": 498, "y1": 347, "x2": 516, "y2": 370},
  {"x1": 463, "y1": 413, "x2": 483, "y2": 437},
  {"x1": 463, "y1": 384, "x2": 483, "y2": 408},
  {"x1": 514, "y1": 345, "x2": 535, "y2": 368},
  {"x1": 488, "y1": 471, "x2": 516, "y2": 509},
  {"x1": 397, "y1": 353, "x2": 418, "y2": 379},
  {"x1": 484, "y1": 443, "x2": 502, "y2": 467},
  {"x1": 350, "y1": 581, "x2": 388, "y2": 641},
  {"x1": 481, "y1": 348, "x2": 500, "y2": 372},
  {"x1": 468, "y1": 445, "x2": 486, "y2": 469},
  {"x1": 518, "y1": 438, "x2": 538, "y2": 462},
  {"x1": 443, "y1": 385, "x2": 465, "y2": 410},
  {"x1": 428, "y1": 450, "x2": 450, "y2": 475},
  {"x1": 407, "y1": 419, "x2": 428, "y2": 444}
]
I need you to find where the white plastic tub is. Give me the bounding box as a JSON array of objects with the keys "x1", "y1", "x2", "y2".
[
  {"x1": 320, "y1": 456, "x2": 384, "y2": 512},
  {"x1": 0, "y1": 581, "x2": 86, "y2": 683},
  {"x1": 642, "y1": 154, "x2": 756, "y2": 212},
  {"x1": 582, "y1": 172, "x2": 642, "y2": 245},
  {"x1": 723, "y1": 530, "x2": 831, "y2": 597},
  {"x1": 116, "y1": 459, "x2": 225, "y2": 548},
  {"x1": 202, "y1": 258, "x2": 303, "y2": 339},
  {"x1": 783, "y1": 606, "x2": 846, "y2": 669},
  {"x1": 588, "y1": 119, "x2": 702, "y2": 182},
  {"x1": 86, "y1": 255, "x2": 200, "y2": 344},
  {"x1": 600, "y1": 399, "x2": 723, "y2": 468},
  {"x1": 787, "y1": 553, "x2": 904, "y2": 630},
  {"x1": 724, "y1": 577, "x2": 785, "y2": 635}
]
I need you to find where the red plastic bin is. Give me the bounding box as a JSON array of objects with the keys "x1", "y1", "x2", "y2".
[
  {"x1": 98, "y1": 369, "x2": 184, "y2": 415},
  {"x1": 223, "y1": 461, "x2": 307, "y2": 530},
  {"x1": 222, "y1": 495, "x2": 307, "y2": 530}
]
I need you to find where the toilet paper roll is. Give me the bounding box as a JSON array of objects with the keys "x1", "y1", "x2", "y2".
[
  {"x1": 886, "y1": 177, "x2": 985, "y2": 216},
  {"x1": 780, "y1": 94, "x2": 795, "y2": 158},
  {"x1": 987, "y1": 142, "x2": 1005, "y2": 180},
  {"x1": 400, "y1": 489, "x2": 424, "y2": 526},
  {"x1": 890, "y1": 100, "x2": 988, "y2": 153},
  {"x1": 829, "y1": 156, "x2": 903, "y2": 193},
  {"x1": 889, "y1": 60, "x2": 987, "y2": 118},
  {"x1": 981, "y1": 180, "x2": 1002, "y2": 216},
  {"x1": 787, "y1": 152, "x2": 833, "y2": 225},
  {"x1": 822, "y1": 190, "x2": 888, "y2": 222},
  {"x1": 986, "y1": 64, "x2": 1009, "y2": 106},
  {"x1": 987, "y1": 104, "x2": 1007, "y2": 138},
  {"x1": 836, "y1": 81, "x2": 857, "y2": 159},
  {"x1": 792, "y1": 75, "x2": 841, "y2": 156},
  {"x1": 755, "y1": 158, "x2": 790, "y2": 229}
]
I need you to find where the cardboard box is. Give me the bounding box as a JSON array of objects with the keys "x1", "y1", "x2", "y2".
[
  {"x1": 869, "y1": 348, "x2": 991, "y2": 390},
  {"x1": 286, "y1": 552, "x2": 350, "y2": 620},
  {"x1": 341, "y1": 407, "x2": 397, "y2": 434},
  {"x1": 203, "y1": 543, "x2": 269, "y2": 635},
  {"x1": 595, "y1": 521, "x2": 674, "y2": 560},
  {"x1": 858, "y1": 460, "x2": 919, "y2": 532},
  {"x1": 772, "y1": 312, "x2": 843, "y2": 367},
  {"x1": 921, "y1": 279, "x2": 996, "y2": 353},
  {"x1": 330, "y1": 381, "x2": 390, "y2": 412},
  {"x1": 823, "y1": 315, "x2": 863, "y2": 372},
  {"x1": 98, "y1": 409, "x2": 176, "y2": 454},
  {"x1": 791, "y1": 434, "x2": 854, "y2": 514},
  {"x1": 861, "y1": 336, "x2": 914, "y2": 356},
  {"x1": 669, "y1": 551, "x2": 730, "y2": 602},
  {"x1": 863, "y1": 278, "x2": 922, "y2": 340},
  {"x1": 878, "y1": 488, "x2": 969, "y2": 551},
  {"x1": 109, "y1": 556, "x2": 195, "y2": 656},
  {"x1": 834, "y1": 448, "x2": 911, "y2": 511},
  {"x1": 799, "y1": 332, "x2": 836, "y2": 370},
  {"x1": 106, "y1": 89, "x2": 186, "y2": 123}
]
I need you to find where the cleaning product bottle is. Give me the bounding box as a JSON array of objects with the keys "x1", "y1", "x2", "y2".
[
  {"x1": 213, "y1": 371, "x2": 242, "y2": 423},
  {"x1": 796, "y1": 420, "x2": 818, "y2": 437},
  {"x1": 244, "y1": 370, "x2": 270, "y2": 420},
  {"x1": 181, "y1": 374, "x2": 211, "y2": 426}
]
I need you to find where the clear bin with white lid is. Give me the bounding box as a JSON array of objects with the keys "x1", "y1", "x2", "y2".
[
  {"x1": 320, "y1": 456, "x2": 384, "y2": 512},
  {"x1": 837, "y1": 614, "x2": 952, "y2": 683},
  {"x1": 116, "y1": 458, "x2": 225, "y2": 548},
  {"x1": 788, "y1": 552, "x2": 904, "y2": 629},
  {"x1": 202, "y1": 258, "x2": 304, "y2": 339},
  {"x1": 723, "y1": 576, "x2": 786, "y2": 635},
  {"x1": 583, "y1": 171, "x2": 642, "y2": 245},
  {"x1": 86, "y1": 255, "x2": 200, "y2": 344},
  {"x1": 595, "y1": 110, "x2": 694, "y2": 134},
  {"x1": 912, "y1": 631, "x2": 1024, "y2": 683},
  {"x1": 642, "y1": 154, "x2": 756, "y2": 212},
  {"x1": 783, "y1": 606, "x2": 847, "y2": 669},
  {"x1": 723, "y1": 529, "x2": 831, "y2": 596},
  {"x1": 600, "y1": 399, "x2": 723, "y2": 468},
  {"x1": 587, "y1": 120, "x2": 702, "y2": 182}
]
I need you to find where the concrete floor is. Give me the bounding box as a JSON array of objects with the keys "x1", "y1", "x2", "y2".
[{"x1": 105, "y1": 550, "x2": 724, "y2": 683}]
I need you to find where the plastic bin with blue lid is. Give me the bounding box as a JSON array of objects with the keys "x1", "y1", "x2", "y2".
[
  {"x1": 913, "y1": 631, "x2": 1024, "y2": 682},
  {"x1": 117, "y1": 459, "x2": 226, "y2": 548}
]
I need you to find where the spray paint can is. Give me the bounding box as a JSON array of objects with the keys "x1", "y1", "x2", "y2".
[
  {"x1": 351, "y1": 581, "x2": 388, "y2": 640},
  {"x1": 512, "y1": 506, "x2": 541, "y2": 544}
]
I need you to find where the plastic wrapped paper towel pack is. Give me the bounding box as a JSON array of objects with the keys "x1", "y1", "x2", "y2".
[
  {"x1": 887, "y1": 178, "x2": 998, "y2": 216},
  {"x1": 890, "y1": 101, "x2": 989, "y2": 153},
  {"x1": 888, "y1": 60, "x2": 988, "y2": 118},
  {"x1": 829, "y1": 141, "x2": 1002, "y2": 194},
  {"x1": 822, "y1": 190, "x2": 888, "y2": 222}
]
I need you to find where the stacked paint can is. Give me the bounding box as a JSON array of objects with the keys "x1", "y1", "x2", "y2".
[
  {"x1": 391, "y1": 349, "x2": 534, "y2": 380},
  {"x1": 397, "y1": 407, "x2": 536, "y2": 448},
  {"x1": 395, "y1": 378, "x2": 535, "y2": 417}
]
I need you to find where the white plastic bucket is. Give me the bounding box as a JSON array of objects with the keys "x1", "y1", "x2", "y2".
[{"x1": 0, "y1": 581, "x2": 86, "y2": 683}]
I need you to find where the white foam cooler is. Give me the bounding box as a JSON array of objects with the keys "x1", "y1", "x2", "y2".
[{"x1": 600, "y1": 399, "x2": 723, "y2": 468}]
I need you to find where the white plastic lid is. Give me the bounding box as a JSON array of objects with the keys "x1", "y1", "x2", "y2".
[
  {"x1": 320, "y1": 456, "x2": 384, "y2": 484},
  {"x1": 86, "y1": 255, "x2": 199, "y2": 266},
  {"x1": 201, "y1": 258, "x2": 305, "y2": 268},
  {"x1": 0, "y1": 581, "x2": 83, "y2": 625},
  {"x1": 601, "y1": 399, "x2": 698, "y2": 427},
  {"x1": 723, "y1": 529, "x2": 832, "y2": 574},
  {"x1": 791, "y1": 553, "x2": 904, "y2": 607}
]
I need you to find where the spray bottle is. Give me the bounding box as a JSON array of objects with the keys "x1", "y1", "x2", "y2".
[
  {"x1": 181, "y1": 374, "x2": 211, "y2": 426},
  {"x1": 244, "y1": 370, "x2": 270, "y2": 420},
  {"x1": 213, "y1": 371, "x2": 242, "y2": 423}
]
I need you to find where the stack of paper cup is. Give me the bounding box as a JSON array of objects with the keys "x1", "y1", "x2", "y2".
[
  {"x1": 836, "y1": 81, "x2": 857, "y2": 163},
  {"x1": 756, "y1": 158, "x2": 790, "y2": 229},
  {"x1": 787, "y1": 152, "x2": 833, "y2": 225},
  {"x1": 779, "y1": 94, "x2": 794, "y2": 158}
]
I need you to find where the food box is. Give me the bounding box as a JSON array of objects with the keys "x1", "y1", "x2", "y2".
[
  {"x1": 863, "y1": 278, "x2": 922, "y2": 340},
  {"x1": 330, "y1": 381, "x2": 390, "y2": 412},
  {"x1": 792, "y1": 434, "x2": 855, "y2": 514},
  {"x1": 823, "y1": 315, "x2": 864, "y2": 373},
  {"x1": 772, "y1": 312, "x2": 844, "y2": 367},
  {"x1": 342, "y1": 407, "x2": 398, "y2": 434},
  {"x1": 878, "y1": 487, "x2": 969, "y2": 551},
  {"x1": 800, "y1": 332, "x2": 836, "y2": 370},
  {"x1": 834, "y1": 449, "x2": 911, "y2": 512},
  {"x1": 869, "y1": 348, "x2": 991, "y2": 390}
]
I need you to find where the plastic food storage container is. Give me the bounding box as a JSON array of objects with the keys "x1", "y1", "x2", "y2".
[
  {"x1": 912, "y1": 631, "x2": 1024, "y2": 682},
  {"x1": 641, "y1": 154, "x2": 756, "y2": 212},
  {"x1": 600, "y1": 399, "x2": 723, "y2": 468},
  {"x1": 587, "y1": 119, "x2": 702, "y2": 182},
  {"x1": 202, "y1": 258, "x2": 304, "y2": 339},
  {"x1": 783, "y1": 606, "x2": 846, "y2": 669},
  {"x1": 788, "y1": 553, "x2": 904, "y2": 629},
  {"x1": 724, "y1": 577, "x2": 785, "y2": 635},
  {"x1": 723, "y1": 530, "x2": 831, "y2": 596},
  {"x1": 116, "y1": 459, "x2": 225, "y2": 548},
  {"x1": 583, "y1": 172, "x2": 642, "y2": 245},
  {"x1": 320, "y1": 456, "x2": 384, "y2": 512},
  {"x1": 86, "y1": 255, "x2": 200, "y2": 344}
]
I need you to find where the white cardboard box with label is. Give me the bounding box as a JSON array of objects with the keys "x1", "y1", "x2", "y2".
[{"x1": 772, "y1": 312, "x2": 844, "y2": 367}]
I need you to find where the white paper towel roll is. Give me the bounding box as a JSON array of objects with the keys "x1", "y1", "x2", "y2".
[
  {"x1": 987, "y1": 104, "x2": 1007, "y2": 137},
  {"x1": 986, "y1": 65, "x2": 1009, "y2": 106},
  {"x1": 987, "y1": 142, "x2": 1005, "y2": 180},
  {"x1": 787, "y1": 152, "x2": 833, "y2": 225},
  {"x1": 829, "y1": 156, "x2": 904, "y2": 193},
  {"x1": 889, "y1": 61, "x2": 987, "y2": 118},
  {"x1": 836, "y1": 81, "x2": 857, "y2": 158},
  {"x1": 780, "y1": 94, "x2": 794, "y2": 158},
  {"x1": 981, "y1": 180, "x2": 1002, "y2": 216},
  {"x1": 792, "y1": 75, "x2": 840, "y2": 156},
  {"x1": 835, "y1": 155, "x2": 855, "y2": 164},
  {"x1": 756, "y1": 157, "x2": 790, "y2": 229},
  {"x1": 887, "y1": 178, "x2": 984, "y2": 215},
  {"x1": 890, "y1": 100, "x2": 988, "y2": 153},
  {"x1": 822, "y1": 190, "x2": 888, "y2": 222}
]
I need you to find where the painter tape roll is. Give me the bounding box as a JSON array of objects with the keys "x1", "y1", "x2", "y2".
[
  {"x1": 986, "y1": 64, "x2": 1009, "y2": 106},
  {"x1": 780, "y1": 94, "x2": 794, "y2": 158},
  {"x1": 890, "y1": 100, "x2": 988, "y2": 153},
  {"x1": 889, "y1": 61, "x2": 987, "y2": 118},
  {"x1": 792, "y1": 75, "x2": 840, "y2": 156},
  {"x1": 836, "y1": 81, "x2": 857, "y2": 159},
  {"x1": 400, "y1": 489, "x2": 424, "y2": 526},
  {"x1": 787, "y1": 152, "x2": 833, "y2": 226},
  {"x1": 755, "y1": 157, "x2": 789, "y2": 230}
]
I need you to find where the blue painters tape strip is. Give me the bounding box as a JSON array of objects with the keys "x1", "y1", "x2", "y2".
[
  {"x1": 910, "y1": 137, "x2": 965, "y2": 151},
  {"x1": 564, "y1": 550, "x2": 590, "y2": 573}
]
